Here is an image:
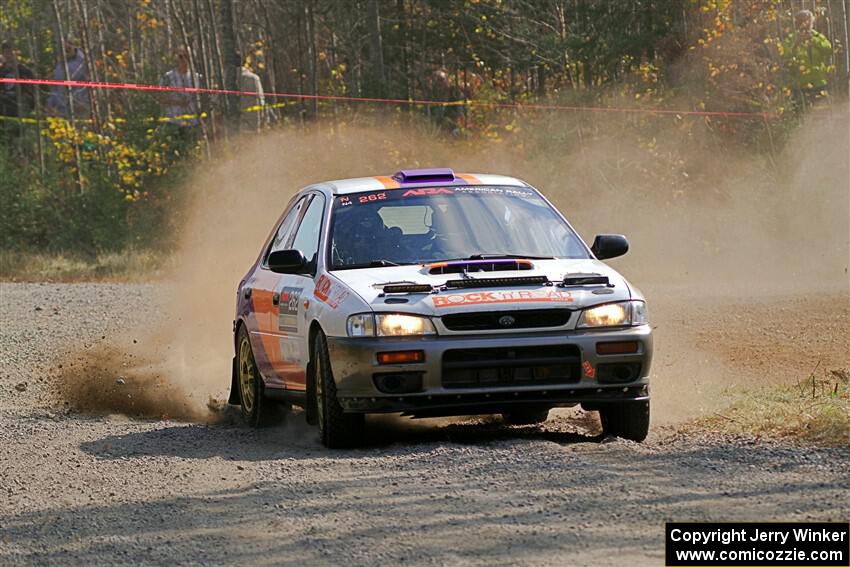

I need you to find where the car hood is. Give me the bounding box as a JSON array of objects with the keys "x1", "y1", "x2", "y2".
[{"x1": 330, "y1": 259, "x2": 634, "y2": 316}]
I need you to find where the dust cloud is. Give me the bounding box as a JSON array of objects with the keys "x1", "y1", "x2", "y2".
[{"x1": 56, "y1": 103, "x2": 849, "y2": 425}]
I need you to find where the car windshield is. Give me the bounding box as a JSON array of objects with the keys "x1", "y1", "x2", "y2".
[{"x1": 329, "y1": 185, "x2": 590, "y2": 269}]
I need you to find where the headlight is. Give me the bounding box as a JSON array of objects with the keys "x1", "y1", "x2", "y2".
[
  {"x1": 346, "y1": 313, "x2": 436, "y2": 337},
  {"x1": 577, "y1": 301, "x2": 648, "y2": 328},
  {"x1": 377, "y1": 314, "x2": 436, "y2": 336}
]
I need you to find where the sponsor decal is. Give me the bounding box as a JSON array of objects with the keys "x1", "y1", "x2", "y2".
[
  {"x1": 314, "y1": 275, "x2": 331, "y2": 301},
  {"x1": 277, "y1": 286, "x2": 303, "y2": 332},
  {"x1": 453, "y1": 185, "x2": 535, "y2": 199},
  {"x1": 402, "y1": 187, "x2": 453, "y2": 197},
  {"x1": 432, "y1": 289, "x2": 574, "y2": 307},
  {"x1": 313, "y1": 275, "x2": 349, "y2": 309},
  {"x1": 582, "y1": 360, "x2": 596, "y2": 379}
]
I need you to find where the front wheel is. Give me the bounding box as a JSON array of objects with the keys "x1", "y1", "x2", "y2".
[
  {"x1": 599, "y1": 400, "x2": 650, "y2": 442},
  {"x1": 313, "y1": 332, "x2": 365, "y2": 448}
]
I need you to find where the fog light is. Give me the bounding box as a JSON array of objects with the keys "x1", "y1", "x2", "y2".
[
  {"x1": 597, "y1": 363, "x2": 642, "y2": 384},
  {"x1": 373, "y1": 372, "x2": 423, "y2": 394},
  {"x1": 377, "y1": 350, "x2": 425, "y2": 365},
  {"x1": 596, "y1": 341, "x2": 639, "y2": 355}
]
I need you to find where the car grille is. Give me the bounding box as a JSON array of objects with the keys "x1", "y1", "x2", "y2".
[
  {"x1": 442, "y1": 345, "x2": 581, "y2": 388},
  {"x1": 441, "y1": 309, "x2": 571, "y2": 331}
]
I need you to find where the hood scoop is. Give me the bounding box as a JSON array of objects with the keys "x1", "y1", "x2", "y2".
[
  {"x1": 561, "y1": 273, "x2": 610, "y2": 286},
  {"x1": 429, "y1": 259, "x2": 533, "y2": 275}
]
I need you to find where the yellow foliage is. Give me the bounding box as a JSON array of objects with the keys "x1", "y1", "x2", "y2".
[{"x1": 44, "y1": 117, "x2": 178, "y2": 197}]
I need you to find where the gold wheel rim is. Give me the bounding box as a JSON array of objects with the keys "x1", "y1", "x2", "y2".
[{"x1": 239, "y1": 337, "x2": 256, "y2": 413}]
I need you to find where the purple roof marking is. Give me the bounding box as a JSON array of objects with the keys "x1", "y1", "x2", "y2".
[{"x1": 392, "y1": 168, "x2": 455, "y2": 184}]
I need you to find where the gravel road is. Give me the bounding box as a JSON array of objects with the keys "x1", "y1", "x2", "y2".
[{"x1": 1, "y1": 282, "x2": 848, "y2": 566}]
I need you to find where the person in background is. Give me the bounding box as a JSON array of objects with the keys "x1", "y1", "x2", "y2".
[
  {"x1": 428, "y1": 69, "x2": 462, "y2": 136},
  {"x1": 0, "y1": 42, "x2": 35, "y2": 119},
  {"x1": 238, "y1": 52, "x2": 267, "y2": 133},
  {"x1": 781, "y1": 10, "x2": 833, "y2": 111},
  {"x1": 160, "y1": 46, "x2": 201, "y2": 128},
  {"x1": 46, "y1": 39, "x2": 90, "y2": 119}
]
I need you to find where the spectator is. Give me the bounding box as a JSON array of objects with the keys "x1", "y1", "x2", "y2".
[
  {"x1": 46, "y1": 39, "x2": 90, "y2": 118},
  {"x1": 428, "y1": 69, "x2": 462, "y2": 136},
  {"x1": 0, "y1": 42, "x2": 35, "y2": 118},
  {"x1": 238, "y1": 52, "x2": 267, "y2": 133},
  {"x1": 782, "y1": 10, "x2": 833, "y2": 110},
  {"x1": 160, "y1": 47, "x2": 201, "y2": 128}
]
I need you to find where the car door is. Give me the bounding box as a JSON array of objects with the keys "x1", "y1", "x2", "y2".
[
  {"x1": 248, "y1": 195, "x2": 307, "y2": 390},
  {"x1": 274, "y1": 191, "x2": 326, "y2": 390}
]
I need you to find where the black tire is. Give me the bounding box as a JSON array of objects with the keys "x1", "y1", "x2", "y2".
[
  {"x1": 305, "y1": 358, "x2": 318, "y2": 426},
  {"x1": 236, "y1": 325, "x2": 278, "y2": 428},
  {"x1": 599, "y1": 400, "x2": 650, "y2": 442},
  {"x1": 313, "y1": 331, "x2": 365, "y2": 448},
  {"x1": 502, "y1": 408, "x2": 550, "y2": 425}
]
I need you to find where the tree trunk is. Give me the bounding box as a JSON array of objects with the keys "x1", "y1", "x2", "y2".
[
  {"x1": 75, "y1": 0, "x2": 100, "y2": 128},
  {"x1": 841, "y1": 0, "x2": 850, "y2": 95},
  {"x1": 397, "y1": 0, "x2": 409, "y2": 100},
  {"x1": 51, "y1": 0, "x2": 85, "y2": 193},
  {"x1": 220, "y1": 0, "x2": 241, "y2": 122},
  {"x1": 307, "y1": 1, "x2": 319, "y2": 116},
  {"x1": 95, "y1": 1, "x2": 113, "y2": 119},
  {"x1": 27, "y1": 24, "x2": 46, "y2": 179},
  {"x1": 366, "y1": 0, "x2": 386, "y2": 97},
  {"x1": 206, "y1": 0, "x2": 226, "y2": 92}
]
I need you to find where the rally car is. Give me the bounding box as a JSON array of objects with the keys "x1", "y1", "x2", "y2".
[{"x1": 230, "y1": 168, "x2": 652, "y2": 448}]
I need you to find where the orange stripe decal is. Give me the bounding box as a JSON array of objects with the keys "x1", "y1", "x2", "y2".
[
  {"x1": 375, "y1": 175, "x2": 401, "y2": 189},
  {"x1": 456, "y1": 173, "x2": 481, "y2": 184}
]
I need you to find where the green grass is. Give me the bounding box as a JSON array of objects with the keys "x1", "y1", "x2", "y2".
[
  {"x1": 699, "y1": 368, "x2": 850, "y2": 446},
  {"x1": 0, "y1": 249, "x2": 171, "y2": 282}
]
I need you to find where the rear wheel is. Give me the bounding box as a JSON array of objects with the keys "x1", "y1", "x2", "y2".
[
  {"x1": 502, "y1": 408, "x2": 550, "y2": 425},
  {"x1": 313, "y1": 332, "x2": 365, "y2": 448},
  {"x1": 599, "y1": 400, "x2": 650, "y2": 441},
  {"x1": 236, "y1": 325, "x2": 278, "y2": 428}
]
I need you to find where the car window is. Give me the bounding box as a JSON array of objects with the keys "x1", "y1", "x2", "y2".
[
  {"x1": 268, "y1": 197, "x2": 306, "y2": 258},
  {"x1": 290, "y1": 193, "x2": 325, "y2": 270}
]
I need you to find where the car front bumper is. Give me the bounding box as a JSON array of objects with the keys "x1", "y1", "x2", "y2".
[{"x1": 326, "y1": 325, "x2": 652, "y2": 415}]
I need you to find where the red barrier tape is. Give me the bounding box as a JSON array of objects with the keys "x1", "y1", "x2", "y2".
[{"x1": 0, "y1": 77, "x2": 770, "y2": 119}]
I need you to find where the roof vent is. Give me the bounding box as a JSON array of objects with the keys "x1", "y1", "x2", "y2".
[{"x1": 392, "y1": 168, "x2": 455, "y2": 183}]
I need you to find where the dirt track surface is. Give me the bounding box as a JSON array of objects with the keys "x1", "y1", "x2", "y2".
[{"x1": 1, "y1": 282, "x2": 849, "y2": 566}]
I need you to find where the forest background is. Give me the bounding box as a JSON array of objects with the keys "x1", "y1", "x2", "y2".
[{"x1": 0, "y1": 0, "x2": 848, "y2": 277}]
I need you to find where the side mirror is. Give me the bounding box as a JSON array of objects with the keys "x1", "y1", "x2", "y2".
[
  {"x1": 268, "y1": 249, "x2": 307, "y2": 274},
  {"x1": 591, "y1": 234, "x2": 629, "y2": 260}
]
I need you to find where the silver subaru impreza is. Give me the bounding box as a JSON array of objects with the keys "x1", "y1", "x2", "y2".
[{"x1": 230, "y1": 168, "x2": 652, "y2": 447}]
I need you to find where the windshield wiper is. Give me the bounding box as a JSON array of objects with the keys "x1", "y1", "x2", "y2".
[
  {"x1": 443, "y1": 253, "x2": 555, "y2": 262},
  {"x1": 370, "y1": 259, "x2": 401, "y2": 267},
  {"x1": 332, "y1": 259, "x2": 406, "y2": 270}
]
